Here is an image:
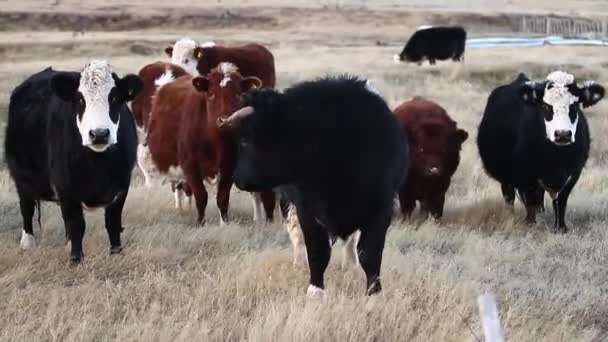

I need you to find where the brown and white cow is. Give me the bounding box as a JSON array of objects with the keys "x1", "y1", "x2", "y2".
[
  {"x1": 164, "y1": 39, "x2": 280, "y2": 220},
  {"x1": 134, "y1": 37, "x2": 209, "y2": 208},
  {"x1": 147, "y1": 63, "x2": 269, "y2": 225}
]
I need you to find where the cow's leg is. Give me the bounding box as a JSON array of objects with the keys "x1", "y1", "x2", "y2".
[
  {"x1": 297, "y1": 205, "x2": 331, "y2": 299},
  {"x1": 184, "y1": 169, "x2": 208, "y2": 226},
  {"x1": 398, "y1": 188, "x2": 416, "y2": 220},
  {"x1": 59, "y1": 200, "x2": 86, "y2": 264},
  {"x1": 250, "y1": 192, "x2": 264, "y2": 222},
  {"x1": 182, "y1": 183, "x2": 193, "y2": 209},
  {"x1": 104, "y1": 190, "x2": 127, "y2": 255},
  {"x1": 501, "y1": 183, "x2": 515, "y2": 208},
  {"x1": 555, "y1": 174, "x2": 580, "y2": 233},
  {"x1": 285, "y1": 205, "x2": 307, "y2": 266},
  {"x1": 279, "y1": 191, "x2": 290, "y2": 220},
  {"x1": 216, "y1": 170, "x2": 233, "y2": 226},
  {"x1": 358, "y1": 206, "x2": 392, "y2": 296},
  {"x1": 18, "y1": 194, "x2": 36, "y2": 250},
  {"x1": 520, "y1": 186, "x2": 544, "y2": 225},
  {"x1": 341, "y1": 230, "x2": 360, "y2": 269},
  {"x1": 425, "y1": 193, "x2": 445, "y2": 220},
  {"x1": 260, "y1": 189, "x2": 277, "y2": 222},
  {"x1": 174, "y1": 187, "x2": 184, "y2": 210}
]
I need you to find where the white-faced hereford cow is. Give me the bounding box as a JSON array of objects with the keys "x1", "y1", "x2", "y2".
[
  {"x1": 478, "y1": 71, "x2": 604, "y2": 232},
  {"x1": 146, "y1": 63, "x2": 264, "y2": 225},
  {"x1": 4, "y1": 60, "x2": 142, "y2": 263},
  {"x1": 218, "y1": 76, "x2": 408, "y2": 298},
  {"x1": 163, "y1": 38, "x2": 282, "y2": 221}
]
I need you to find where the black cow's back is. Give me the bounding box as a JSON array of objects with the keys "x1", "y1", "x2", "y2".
[
  {"x1": 5, "y1": 67, "x2": 58, "y2": 199},
  {"x1": 281, "y1": 77, "x2": 407, "y2": 235}
]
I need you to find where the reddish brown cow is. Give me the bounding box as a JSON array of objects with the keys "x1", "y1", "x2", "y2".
[
  {"x1": 165, "y1": 40, "x2": 279, "y2": 221},
  {"x1": 147, "y1": 63, "x2": 263, "y2": 225},
  {"x1": 132, "y1": 62, "x2": 189, "y2": 131},
  {"x1": 394, "y1": 96, "x2": 468, "y2": 219}
]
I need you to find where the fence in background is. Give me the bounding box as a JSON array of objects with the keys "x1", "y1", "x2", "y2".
[{"x1": 512, "y1": 15, "x2": 608, "y2": 38}]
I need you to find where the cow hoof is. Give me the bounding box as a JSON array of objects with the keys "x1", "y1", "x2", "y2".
[
  {"x1": 69, "y1": 254, "x2": 83, "y2": 266},
  {"x1": 65, "y1": 240, "x2": 71, "y2": 251},
  {"x1": 198, "y1": 218, "x2": 206, "y2": 227},
  {"x1": 555, "y1": 225, "x2": 569, "y2": 234},
  {"x1": 306, "y1": 285, "x2": 326, "y2": 300},
  {"x1": 20, "y1": 230, "x2": 36, "y2": 250},
  {"x1": 110, "y1": 246, "x2": 123, "y2": 255}
]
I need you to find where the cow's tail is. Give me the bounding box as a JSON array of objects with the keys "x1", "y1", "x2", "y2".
[{"x1": 154, "y1": 69, "x2": 175, "y2": 90}]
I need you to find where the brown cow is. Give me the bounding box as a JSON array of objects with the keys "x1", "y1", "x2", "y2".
[
  {"x1": 166, "y1": 41, "x2": 276, "y2": 88},
  {"x1": 132, "y1": 62, "x2": 192, "y2": 209},
  {"x1": 134, "y1": 36, "x2": 206, "y2": 208},
  {"x1": 394, "y1": 96, "x2": 468, "y2": 219},
  {"x1": 147, "y1": 63, "x2": 264, "y2": 225},
  {"x1": 165, "y1": 39, "x2": 279, "y2": 221}
]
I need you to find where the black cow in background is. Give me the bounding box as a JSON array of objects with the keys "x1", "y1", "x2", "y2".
[
  {"x1": 477, "y1": 71, "x2": 604, "y2": 232},
  {"x1": 394, "y1": 25, "x2": 467, "y2": 65},
  {"x1": 217, "y1": 75, "x2": 408, "y2": 298},
  {"x1": 4, "y1": 60, "x2": 142, "y2": 263}
]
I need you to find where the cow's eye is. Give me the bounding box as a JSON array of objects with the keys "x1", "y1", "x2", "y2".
[{"x1": 185, "y1": 59, "x2": 189, "y2": 64}]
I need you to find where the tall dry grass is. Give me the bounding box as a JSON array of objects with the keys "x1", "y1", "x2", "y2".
[{"x1": 1, "y1": 3, "x2": 608, "y2": 341}]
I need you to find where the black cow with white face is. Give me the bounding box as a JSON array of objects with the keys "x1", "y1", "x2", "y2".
[
  {"x1": 4, "y1": 60, "x2": 142, "y2": 263},
  {"x1": 217, "y1": 75, "x2": 408, "y2": 298},
  {"x1": 394, "y1": 25, "x2": 467, "y2": 65},
  {"x1": 477, "y1": 71, "x2": 604, "y2": 232}
]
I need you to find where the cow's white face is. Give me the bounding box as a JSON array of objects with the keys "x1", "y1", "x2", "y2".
[
  {"x1": 50, "y1": 60, "x2": 143, "y2": 153},
  {"x1": 521, "y1": 70, "x2": 605, "y2": 146},
  {"x1": 76, "y1": 61, "x2": 119, "y2": 151},
  {"x1": 541, "y1": 72, "x2": 579, "y2": 145},
  {"x1": 167, "y1": 37, "x2": 199, "y2": 76}
]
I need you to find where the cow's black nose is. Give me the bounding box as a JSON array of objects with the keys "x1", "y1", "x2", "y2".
[
  {"x1": 89, "y1": 128, "x2": 110, "y2": 144},
  {"x1": 554, "y1": 130, "x2": 572, "y2": 143}
]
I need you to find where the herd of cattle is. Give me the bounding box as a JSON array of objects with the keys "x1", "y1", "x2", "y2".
[{"x1": 3, "y1": 25, "x2": 605, "y2": 298}]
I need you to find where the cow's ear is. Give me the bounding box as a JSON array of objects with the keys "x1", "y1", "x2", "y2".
[
  {"x1": 192, "y1": 76, "x2": 210, "y2": 93},
  {"x1": 451, "y1": 128, "x2": 469, "y2": 144},
  {"x1": 115, "y1": 74, "x2": 144, "y2": 102},
  {"x1": 241, "y1": 76, "x2": 262, "y2": 92},
  {"x1": 578, "y1": 81, "x2": 605, "y2": 108},
  {"x1": 520, "y1": 81, "x2": 544, "y2": 106},
  {"x1": 50, "y1": 72, "x2": 80, "y2": 102},
  {"x1": 193, "y1": 47, "x2": 204, "y2": 60},
  {"x1": 165, "y1": 46, "x2": 173, "y2": 57}
]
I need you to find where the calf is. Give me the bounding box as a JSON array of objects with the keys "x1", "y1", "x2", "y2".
[
  {"x1": 218, "y1": 75, "x2": 408, "y2": 298},
  {"x1": 477, "y1": 71, "x2": 604, "y2": 232},
  {"x1": 394, "y1": 25, "x2": 466, "y2": 65},
  {"x1": 394, "y1": 96, "x2": 468, "y2": 219},
  {"x1": 4, "y1": 60, "x2": 142, "y2": 263},
  {"x1": 147, "y1": 63, "x2": 263, "y2": 225}
]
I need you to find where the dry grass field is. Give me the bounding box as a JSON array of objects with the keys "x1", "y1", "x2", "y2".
[{"x1": 1, "y1": 1, "x2": 608, "y2": 341}]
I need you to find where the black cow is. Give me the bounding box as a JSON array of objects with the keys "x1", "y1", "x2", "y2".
[
  {"x1": 217, "y1": 75, "x2": 408, "y2": 297},
  {"x1": 477, "y1": 71, "x2": 604, "y2": 232},
  {"x1": 394, "y1": 25, "x2": 466, "y2": 65},
  {"x1": 4, "y1": 60, "x2": 142, "y2": 263}
]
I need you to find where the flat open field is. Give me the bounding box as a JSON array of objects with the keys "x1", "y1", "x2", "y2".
[{"x1": 1, "y1": 1, "x2": 608, "y2": 341}]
